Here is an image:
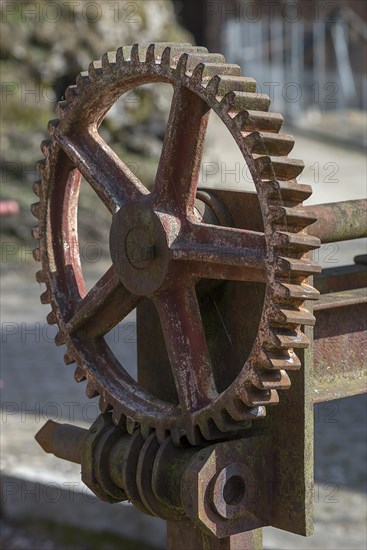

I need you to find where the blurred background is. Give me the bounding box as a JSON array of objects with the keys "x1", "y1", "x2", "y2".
[{"x1": 1, "y1": 0, "x2": 366, "y2": 549}]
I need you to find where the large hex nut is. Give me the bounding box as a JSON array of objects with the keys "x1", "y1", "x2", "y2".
[{"x1": 181, "y1": 437, "x2": 269, "y2": 538}]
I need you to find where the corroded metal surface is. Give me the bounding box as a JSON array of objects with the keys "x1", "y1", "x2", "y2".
[
  {"x1": 306, "y1": 199, "x2": 367, "y2": 243},
  {"x1": 32, "y1": 42, "x2": 319, "y2": 445},
  {"x1": 167, "y1": 521, "x2": 262, "y2": 550},
  {"x1": 35, "y1": 419, "x2": 84, "y2": 464},
  {"x1": 35, "y1": 401, "x2": 312, "y2": 539},
  {"x1": 314, "y1": 263, "x2": 367, "y2": 293},
  {"x1": 313, "y1": 288, "x2": 367, "y2": 401}
]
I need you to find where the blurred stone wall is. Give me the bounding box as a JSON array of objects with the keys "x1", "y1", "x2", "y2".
[{"x1": 0, "y1": 0, "x2": 192, "y2": 248}]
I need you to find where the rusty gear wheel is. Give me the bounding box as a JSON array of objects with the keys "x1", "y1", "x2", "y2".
[{"x1": 32, "y1": 43, "x2": 320, "y2": 445}]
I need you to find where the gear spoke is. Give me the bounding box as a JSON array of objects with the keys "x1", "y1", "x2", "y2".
[
  {"x1": 154, "y1": 285, "x2": 218, "y2": 413},
  {"x1": 172, "y1": 223, "x2": 267, "y2": 282},
  {"x1": 67, "y1": 266, "x2": 141, "y2": 337},
  {"x1": 153, "y1": 85, "x2": 210, "y2": 213},
  {"x1": 189, "y1": 262, "x2": 266, "y2": 283},
  {"x1": 55, "y1": 130, "x2": 148, "y2": 213}
]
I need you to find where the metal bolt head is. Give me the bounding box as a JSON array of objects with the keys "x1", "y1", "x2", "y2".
[
  {"x1": 125, "y1": 226, "x2": 155, "y2": 269},
  {"x1": 181, "y1": 438, "x2": 265, "y2": 538}
]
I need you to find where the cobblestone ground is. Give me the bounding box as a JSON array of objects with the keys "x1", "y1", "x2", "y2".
[{"x1": 1, "y1": 126, "x2": 366, "y2": 549}]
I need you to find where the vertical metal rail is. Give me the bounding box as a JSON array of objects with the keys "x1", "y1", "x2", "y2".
[{"x1": 167, "y1": 521, "x2": 262, "y2": 550}]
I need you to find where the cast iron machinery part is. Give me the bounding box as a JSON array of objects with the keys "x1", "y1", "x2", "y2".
[
  {"x1": 36, "y1": 415, "x2": 269, "y2": 537},
  {"x1": 32, "y1": 42, "x2": 320, "y2": 446}
]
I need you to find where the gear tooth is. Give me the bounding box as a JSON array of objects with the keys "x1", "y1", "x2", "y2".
[
  {"x1": 140, "y1": 422, "x2": 154, "y2": 440},
  {"x1": 101, "y1": 52, "x2": 109, "y2": 68},
  {"x1": 101, "y1": 51, "x2": 116, "y2": 68},
  {"x1": 237, "y1": 110, "x2": 283, "y2": 133},
  {"x1": 269, "y1": 328, "x2": 310, "y2": 349},
  {"x1": 40, "y1": 138, "x2": 52, "y2": 155},
  {"x1": 226, "y1": 399, "x2": 266, "y2": 422},
  {"x1": 155, "y1": 425, "x2": 169, "y2": 444},
  {"x1": 46, "y1": 310, "x2": 57, "y2": 325},
  {"x1": 47, "y1": 119, "x2": 59, "y2": 135},
  {"x1": 176, "y1": 44, "x2": 207, "y2": 53},
  {"x1": 266, "y1": 349, "x2": 301, "y2": 371},
  {"x1": 255, "y1": 156, "x2": 304, "y2": 180},
  {"x1": 254, "y1": 155, "x2": 272, "y2": 176},
  {"x1": 242, "y1": 131, "x2": 262, "y2": 152},
  {"x1": 253, "y1": 405, "x2": 266, "y2": 418},
  {"x1": 197, "y1": 418, "x2": 212, "y2": 441},
  {"x1": 88, "y1": 60, "x2": 103, "y2": 80},
  {"x1": 145, "y1": 43, "x2": 156, "y2": 64},
  {"x1": 56, "y1": 100, "x2": 68, "y2": 119},
  {"x1": 165, "y1": 45, "x2": 210, "y2": 68},
  {"x1": 30, "y1": 202, "x2": 41, "y2": 219},
  {"x1": 148, "y1": 42, "x2": 202, "y2": 64},
  {"x1": 35, "y1": 269, "x2": 46, "y2": 283},
  {"x1": 74, "y1": 365, "x2": 87, "y2": 382},
  {"x1": 99, "y1": 395, "x2": 112, "y2": 412},
  {"x1": 277, "y1": 281, "x2": 320, "y2": 301},
  {"x1": 33, "y1": 247, "x2": 41, "y2": 262},
  {"x1": 203, "y1": 63, "x2": 241, "y2": 77},
  {"x1": 212, "y1": 409, "x2": 243, "y2": 433},
  {"x1": 112, "y1": 406, "x2": 124, "y2": 427},
  {"x1": 130, "y1": 43, "x2": 140, "y2": 64},
  {"x1": 126, "y1": 416, "x2": 138, "y2": 435},
  {"x1": 86, "y1": 381, "x2": 98, "y2": 398},
  {"x1": 205, "y1": 74, "x2": 221, "y2": 94},
  {"x1": 170, "y1": 426, "x2": 183, "y2": 447},
  {"x1": 269, "y1": 205, "x2": 317, "y2": 227},
  {"x1": 225, "y1": 399, "x2": 249, "y2": 421},
  {"x1": 31, "y1": 225, "x2": 40, "y2": 240},
  {"x1": 35, "y1": 159, "x2": 46, "y2": 175},
  {"x1": 186, "y1": 423, "x2": 204, "y2": 446},
  {"x1": 243, "y1": 132, "x2": 295, "y2": 156},
  {"x1": 64, "y1": 85, "x2": 78, "y2": 103},
  {"x1": 76, "y1": 72, "x2": 90, "y2": 89},
  {"x1": 116, "y1": 46, "x2": 125, "y2": 64},
  {"x1": 40, "y1": 288, "x2": 51, "y2": 304},
  {"x1": 217, "y1": 75, "x2": 257, "y2": 94},
  {"x1": 190, "y1": 62, "x2": 205, "y2": 85},
  {"x1": 160, "y1": 46, "x2": 172, "y2": 69},
  {"x1": 175, "y1": 52, "x2": 189, "y2": 75},
  {"x1": 253, "y1": 369, "x2": 291, "y2": 390},
  {"x1": 241, "y1": 387, "x2": 279, "y2": 407},
  {"x1": 222, "y1": 91, "x2": 270, "y2": 113},
  {"x1": 54, "y1": 330, "x2": 65, "y2": 346},
  {"x1": 219, "y1": 90, "x2": 236, "y2": 111},
  {"x1": 185, "y1": 52, "x2": 225, "y2": 72},
  {"x1": 277, "y1": 256, "x2": 321, "y2": 276},
  {"x1": 273, "y1": 231, "x2": 321, "y2": 251},
  {"x1": 233, "y1": 109, "x2": 250, "y2": 130},
  {"x1": 64, "y1": 350, "x2": 75, "y2": 365},
  {"x1": 271, "y1": 305, "x2": 316, "y2": 327},
  {"x1": 32, "y1": 180, "x2": 42, "y2": 197},
  {"x1": 274, "y1": 181, "x2": 313, "y2": 203}
]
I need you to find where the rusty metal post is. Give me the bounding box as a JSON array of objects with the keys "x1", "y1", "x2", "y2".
[
  {"x1": 305, "y1": 199, "x2": 367, "y2": 242},
  {"x1": 167, "y1": 521, "x2": 262, "y2": 550},
  {"x1": 137, "y1": 301, "x2": 265, "y2": 549},
  {"x1": 35, "y1": 419, "x2": 85, "y2": 464}
]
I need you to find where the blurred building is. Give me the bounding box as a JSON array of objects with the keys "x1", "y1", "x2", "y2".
[{"x1": 174, "y1": 0, "x2": 367, "y2": 145}]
